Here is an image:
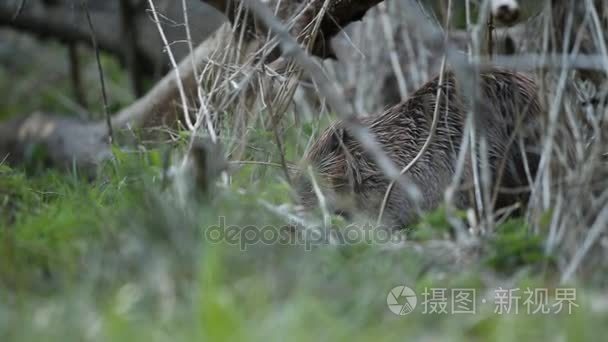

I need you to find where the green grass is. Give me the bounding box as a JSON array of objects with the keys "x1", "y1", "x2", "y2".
[{"x1": 1, "y1": 147, "x2": 606, "y2": 342}]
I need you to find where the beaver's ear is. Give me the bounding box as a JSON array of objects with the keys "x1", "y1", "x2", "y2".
[{"x1": 328, "y1": 126, "x2": 350, "y2": 151}]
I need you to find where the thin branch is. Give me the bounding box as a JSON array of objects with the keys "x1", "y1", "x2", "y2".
[
  {"x1": 11, "y1": 0, "x2": 27, "y2": 21},
  {"x1": 82, "y1": 0, "x2": 113, "y2": 144},
  {"x1": 111, "y1": 23, "x2": 234, "y2": 129},
  {"x1": 376, "y1": 58, "x2": 447, "y2": 225},
  {"x1": 377, "y1": 0, "x2": 453, "y2": 225},
  {"x1": 242, "y1": 0, "x2": 407, "y2": 187},
  {"x1": 202, "y1": 0, "x2": 385, "y2": 59},
  {"x1": 230, "y1": 160, "x2": 297, "y2": 169},
  {"x1": 147, "y1": 0, "x2": 195, "y2": 131},
  {"x1": 561, "y1": 201, "x2": 608, "y2": 283},
  {"x1": 378, "y1": 2, "x2": 408, "y2": 101},
  {"x1": 411, "y1": 50, "x2": 608, "y2": 75}
]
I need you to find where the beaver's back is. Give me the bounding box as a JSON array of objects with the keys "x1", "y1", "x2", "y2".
[{"x1": 298, "y1": 68, "x2": 542, "y2": 227}]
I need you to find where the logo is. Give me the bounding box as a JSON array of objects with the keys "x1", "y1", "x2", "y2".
[{"x1": 387, "y1": 285, "x2": 417, "y2": 315}]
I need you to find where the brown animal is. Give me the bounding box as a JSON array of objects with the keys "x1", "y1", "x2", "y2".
[{"x1": 296, "y1": 68, "x2": 543, "y2": 227}]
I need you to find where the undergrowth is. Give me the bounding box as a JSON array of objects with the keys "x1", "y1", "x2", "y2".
[{"x1": 1, "y1": 144, "x2": 605, "y2": 341}]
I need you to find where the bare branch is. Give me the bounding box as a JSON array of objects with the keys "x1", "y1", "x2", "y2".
[
  {"x1": 202, "y1": 0, "x2": 385, "y2": 58},
  {"x1": 11, "y1": 0, "x2": 27, "y2": 21},
  {"x1": 242, "y1": 0, "x2": 407, "y2": 182},
  {"x1": 82, "y1": 0, "x2": 113, "y2": 144}
]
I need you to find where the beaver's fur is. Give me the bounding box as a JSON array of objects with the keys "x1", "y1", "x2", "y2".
[{"x1": 297, "y1": 68, "x2": 543, "y2": 227}]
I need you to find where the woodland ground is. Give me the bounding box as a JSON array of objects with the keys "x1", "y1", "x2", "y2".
[{"x1": 1, "y1": 19, "x2": 608, "y2": 342}]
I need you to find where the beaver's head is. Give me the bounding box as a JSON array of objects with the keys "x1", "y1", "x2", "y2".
[{"x1": 295, "y1": 123, "x2": 365, "y2": 219}]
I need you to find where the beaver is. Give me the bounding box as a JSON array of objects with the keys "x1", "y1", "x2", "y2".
[{"x1": 296, "y1": 68, "x2": 543, "y2": 227}]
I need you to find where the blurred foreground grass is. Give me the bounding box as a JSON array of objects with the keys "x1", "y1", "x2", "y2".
[{"x1": 1, "y1": 146, "x2": 607, "y2": 342}]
